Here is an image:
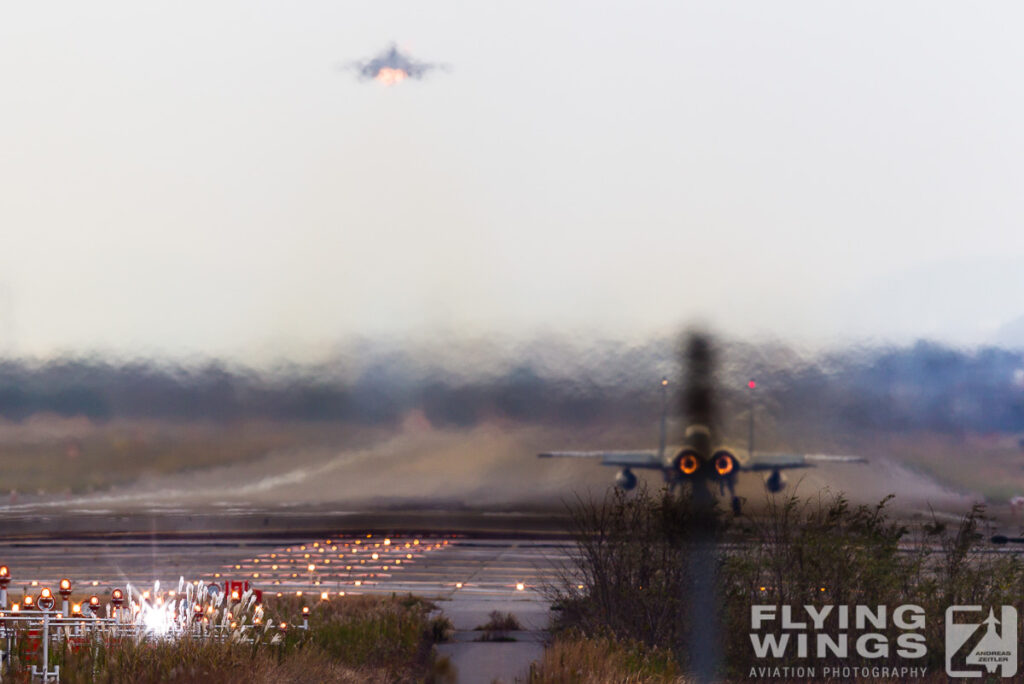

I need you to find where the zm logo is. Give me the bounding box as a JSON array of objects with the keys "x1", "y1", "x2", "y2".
[{"x1": 946, "y1": 606, "x2": 1017, "y2": 678}]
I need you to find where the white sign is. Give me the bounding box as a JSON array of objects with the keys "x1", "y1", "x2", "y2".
[{"x1": 946, "y1": 606, "x2": 1017, "y2": 678}]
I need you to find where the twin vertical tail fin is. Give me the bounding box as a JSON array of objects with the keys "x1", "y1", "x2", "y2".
[{"x1": 658, "y1": 376, "x2": 668, "y2": 460}]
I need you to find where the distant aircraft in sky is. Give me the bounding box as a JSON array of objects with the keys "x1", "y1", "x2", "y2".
[
  {"x1": 539, "y1": 333, "x2": 866, "y2": 514},
  {"x1": 348, "y1": 44, "x2": 446, "y2": 86}
]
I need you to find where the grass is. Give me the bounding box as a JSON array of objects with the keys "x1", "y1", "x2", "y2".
[
  {"x1": 525, "y1": 633, "x2": 683, "y2": 683},
  {"x1": 474, "y1": 610, "x2": 523, "y2": 642},
  {"x1": 545, "y1": 485, "x2": 1024, "y2": 680},
  {"x1": 1, "y1": 593, "x2": 453, "y2": 683}
]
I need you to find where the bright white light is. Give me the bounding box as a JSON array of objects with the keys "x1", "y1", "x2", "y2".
[{"x1": 142, "y1": 605, "x2": 173, "y2": 635}]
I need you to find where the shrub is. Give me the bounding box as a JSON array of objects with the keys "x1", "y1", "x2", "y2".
[{"x1": 549, "y1": 485, "x2": 1024, "y2": 679}]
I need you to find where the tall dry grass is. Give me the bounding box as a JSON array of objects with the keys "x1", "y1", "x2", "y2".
[
  {"x1": 546, "y1": 486, "x2": 1024, "y2": 679},
  {"x1": 2, "y1": 593, "x2": 452, "y2": 683}
]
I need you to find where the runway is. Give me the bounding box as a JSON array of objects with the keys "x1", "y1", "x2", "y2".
[
  {"x1": 0, "y1": 530, "x2": 571, "y2": 683},
  {"x1": 0, "y1": 533, "x2": 576, "y2": 604}
]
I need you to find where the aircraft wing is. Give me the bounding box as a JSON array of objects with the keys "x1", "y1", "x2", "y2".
[
  {"x1": 538, "y1": 451, "x2": 663, "y2": 469},
  {"x1": 742, "y1": 453, "x2": 867, "y2": 471}
]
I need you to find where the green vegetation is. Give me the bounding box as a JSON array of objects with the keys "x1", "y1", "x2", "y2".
[
  {"x1": 545, "y1": 486, "x2": 1024, "y2": 681},
  {"x1": 1, "y1": 594, "x2": 452, "y2": 683}
]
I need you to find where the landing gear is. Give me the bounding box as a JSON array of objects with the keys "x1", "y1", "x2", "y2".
[{"x1": 726, "y1": 479, "x2": 742, "y2": 516}]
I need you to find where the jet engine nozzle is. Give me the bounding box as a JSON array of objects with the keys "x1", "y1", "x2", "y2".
[
  {"x1": 674, "y1": 449, "x2": 701, "y2": 477},
  {"x1": 766, "y1": 468, "x2": 787, "y2": 493},
  {"x1": 710, "y1": 450, "x2": 737, "y2": 478},
  {"x1": 615, "y1": 468, "x2": 638, "y2": 491}
]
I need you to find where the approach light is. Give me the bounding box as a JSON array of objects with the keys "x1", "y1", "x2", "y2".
[
  {"x1": 59, "y1": 578, "x2": 72, "y2": 597},
  {"x1": 23, "y1": 596, "x2": 33, "y2": 608},
  {"x1": 302, "y1": 606, "x2": 310, "y2": 615},
  {"x1": 72, "y1": 603, "x2": 82, "y2": 616},
  {"x1": 516, "y1": 582, "x2": 525, "y2": 591},
  {"x1": 308, "y1": 564, "x2": 315, "y2": 573},
  {"x1": 320, "y1": 592, "x2": 329, "y2": 601},
  {"x1": 111, "y1": 589, "x2": 124, "y2": 607},
  {"x1": 748, "y1": 380, "x2": 756, "y2": 389},
  {"x1": 38, "y1": 588, "x2": 55, "y2": 611},
  {"x1": 455, "y1": 583, "x2": 462, "y2": 589},
  {"x1": 231, "y1": 590, "x2": 240, "y2": 602},
  {"x1": 714, "y1": 454, "x2": 735, "y2": 477},
  {"x1": 11, "y1": 603, "x2": 18, "y2": 612}
]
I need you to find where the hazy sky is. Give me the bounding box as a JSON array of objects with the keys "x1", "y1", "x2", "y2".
[{"x1": 3, "y1": 2, "x2": 1024, "y2": 361}]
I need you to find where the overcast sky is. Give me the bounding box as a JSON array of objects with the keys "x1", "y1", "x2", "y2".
[{"x1": 2, "y1": 2, "x2": 1023, "y2": 362}]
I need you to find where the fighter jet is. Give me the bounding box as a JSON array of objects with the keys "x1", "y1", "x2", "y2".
[
  {"x1": 539, "y1": 333, "x2": 866, "y2": 515},
  {"x1": 349, "y1": 44, "x2": 444, "y2": 84}
]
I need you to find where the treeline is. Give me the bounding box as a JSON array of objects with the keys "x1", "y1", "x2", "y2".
[{"x1": 0, "y1": 339, "x2": 1021, "y2": 435}]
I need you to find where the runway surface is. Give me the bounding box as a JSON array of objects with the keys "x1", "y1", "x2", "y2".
[
  {"x1": 0, "y1": 533, "x2": 575, "y2": 605},
  {"x1": 0, "y1": 532, "x2": 569, "y2": 683}
]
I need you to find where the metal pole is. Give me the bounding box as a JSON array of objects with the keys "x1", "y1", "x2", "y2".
[{"x1": 41, "y1": 613, "x2": 49, "y2": 683}]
